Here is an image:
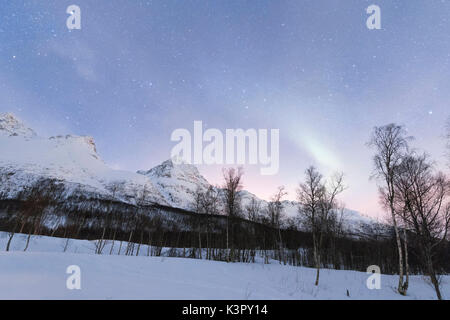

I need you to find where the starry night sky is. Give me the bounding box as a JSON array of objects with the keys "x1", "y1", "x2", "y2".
[{"x1": 1, "y1": 0, "x2": 449, "y2": 218}]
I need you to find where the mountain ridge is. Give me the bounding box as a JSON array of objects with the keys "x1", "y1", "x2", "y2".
[{"x1": 0, "y1": 113, "x2": 376, "y2": 232}]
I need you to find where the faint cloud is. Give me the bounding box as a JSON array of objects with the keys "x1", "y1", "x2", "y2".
[
  {"x1": 301, "y1": 135, "x2": 341, "y2": 170},
  {"x1": 285, "y1": 123, "x2": 341, "y2": 171},
  {"x1": 46, "y1": 39, "x2": 99, "y2": 82}
]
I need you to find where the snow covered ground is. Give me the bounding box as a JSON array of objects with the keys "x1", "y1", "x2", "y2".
[{"x1": 0, "y1": 232, "x2": 448, "y2": 300}]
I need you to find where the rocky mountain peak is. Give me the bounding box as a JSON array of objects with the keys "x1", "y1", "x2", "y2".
[
  {"x1": 139, "y1": 158, "x2": 206, "y2": 182},
  {"x1": 0, "y1": 113, "x2": 36, "y2": 138}
]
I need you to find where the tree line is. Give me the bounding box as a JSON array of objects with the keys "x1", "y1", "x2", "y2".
[{"x1": 0, "y1": 119, "x2": 449, "y2": 299}]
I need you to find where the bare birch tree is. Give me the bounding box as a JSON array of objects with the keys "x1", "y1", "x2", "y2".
[
  {"x1": 265, "y1": 186, "x2": 287, "y2": 264},
  {"x1": 246, "y1": 198, "x2": 261, "y2": 222},
  {"x1": 222, "y1": 167, "x2": 243, "y2": 262},
  {"x1": 200, "y1": 186, "x2": 221, "y2": 259},
  {"x1": 6, "y1": 178, "x2": 62, "y2": 252},
  {"x1": 367, "y1": 123, "x2": 411, "y2": 295},
  {"x1": 95, "y1": 181, "x2": 126, "y2": 254},
  {"x1": 394, "y1": 152, "x2": 450, "y2": 300},
  {"x1": 297, "y1": 166, "x2": 344, "y2": 286}
]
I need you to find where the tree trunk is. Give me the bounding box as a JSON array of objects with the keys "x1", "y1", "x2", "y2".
[
  {"x1": 109, "y1": 229, "x2": 117, "y2": 255},
  {"x1": 390, "y1": 205, "x2": 406, "y2": 295},
  {"x1": 147, "y1": 232, "x2": 152, "y2": 256},
  {"x1": 63, "y1": 238, "x2": 70, "y2": 252},
  {"x1": 226, "y1": 217, "x2": 229, "y2": 262},
  {"x1": 6, "y1": 233, "x2": 15, "y2": 251},
  {"x1": 126, "y1": 230, "x2": 134, "y2": 255},
  {"x1": 425, "y1": 250, "x2": 442, "y2": 300},
  {"x1": 313, "y1": 232, "x2": 320, "y2": 286},
  {"x1": 97, "y1": 226, "x2": 107, "y2": 254},
  {"x1": 315, "y1": 250, "x2": 320, "y2": 286},
  {"x1": 23, "y1": 232, "x2": 32, "y2": 251},
  {"x1": 136, "y1": 231, "x2": 144, "y2": 256},
  {"x1": 429, "y1": 272, "x2": 442, "y2": 300},
  {"x1": 277, "y1": 226, "x2": 284, "y2": 265},
  {"x1": 402, "y1": 227, "x2": 409, "y2": 292},
  {"x1": 118, "y1": 241, "x2": 123, "y2": 255},
  {"x1": 198, "y1": 230, "x2": 202, "y2": 259}
]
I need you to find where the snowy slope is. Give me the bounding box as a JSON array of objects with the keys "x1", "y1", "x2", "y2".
[{"x1": 0, "y1": 233, "x2": 447, "y2": 300}]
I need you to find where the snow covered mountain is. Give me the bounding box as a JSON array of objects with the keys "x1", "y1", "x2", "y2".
[
  {"x1": 0, "y1": 113, "x2": 166, "y2": 205},
  {"x1": 137, "y1": 159, "x2": 210, "y2": 210},
  {"x1": 0, "y1": 113, "x2": 377, "y2": 232}
]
